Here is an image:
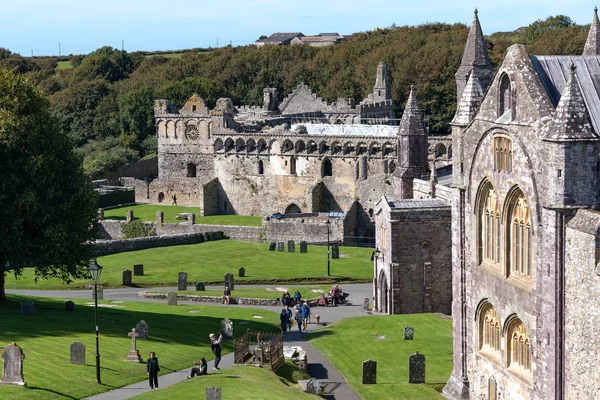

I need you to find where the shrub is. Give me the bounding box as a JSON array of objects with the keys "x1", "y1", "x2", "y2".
[{"x1": 122, "y1": 219, "x2": 154, "y2": 238}]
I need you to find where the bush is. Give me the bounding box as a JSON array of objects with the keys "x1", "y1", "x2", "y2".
[{"x1": 122, "y1": 219, "x2": 154, "y2": 238}]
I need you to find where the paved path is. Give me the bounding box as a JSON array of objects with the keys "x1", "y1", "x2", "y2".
[{"x1": 9, "y1": 284, "x2": 374, "y2": 399}]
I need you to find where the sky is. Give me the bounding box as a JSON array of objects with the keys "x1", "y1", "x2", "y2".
[{"x1": 1, "y1": 0, "x2": 597, "y2": 56}]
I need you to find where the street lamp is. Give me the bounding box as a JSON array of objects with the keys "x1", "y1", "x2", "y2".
[
  {"x1": 88, "y1": 259, "x2": 103, "y2": 384},
  {"x1": 324, "y1": 219, "x2": 331, "y2": 276}
]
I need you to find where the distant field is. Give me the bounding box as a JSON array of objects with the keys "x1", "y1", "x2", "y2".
[
  {"x1": 144, "y1": 53, "x2": 184, "y2": 59},
  {"x1": 4, "y1": 240, "x2": 373, "y2": 289},
  {"x1": 104, "y1": 204, "x2": 263, "y2": 226},
  {"x1": 56, "y1": 60, "x2": 73, "y2": 70}
]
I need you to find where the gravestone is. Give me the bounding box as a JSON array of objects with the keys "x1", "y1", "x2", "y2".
[
  {"x1": 288, "y1": 240, "x2": 295, "y2": 252},
  {"x1": 238, "y1": 267, "x2": 245, "y2": 278},
  {"x1": 93, "y1": 286, "x2": 103, "y2": 300},
  {"x1": 300, "y1": 241, "x2": 308, "y2": 253},
  {"x1": 277, "y1": 242, "x2": 285, "y2": 252},
  {"x1": 126, "y1": 209, "x2": 134, "y2": 222},
  {"x1": 224, "y1": 273, "x2": 235, "y2": 290},
  {"x1": 133, "y1": 264, "x2": 144, "y2": 276},
  {"x1": 65, "y1": 301, "x2": 75, "y2": 312},
  {"x1": 404, "y1": 326, "x2": 414, "y2": 340},
  {"x1": 206, "y1": 387, "x2": 221, "y2": 400},
  {"x1": 362, "y1": 360, "x2": 377, "y2": 384},
  {"x1": 188, "y1": 213, "x2": 195, "y2": 225},
  {"x1": 196, "y1": 282, "x2": 205, "y2": 291},
  {"x1": 97, "y1": 208, "x2": 104, "y2": 221},
  {"x1": 268, "y1": 242, "x2": 276, "y2": 251},
  {"x1": 127, "y1": 328, "x2": 142, "y2": 362},
  {"x1": 178, "y1": 272, "x2": 187, "y2": 291},
  {"x1": 306, "y1": 378, "x2": 321, "y2": 395},
  {"x1": 0, "y1": 342, "x2": 26, "y2": 386},
  {"x1": 70, "y1": 342, "x2": 85, "y2": 365},
  {"x1": 167, "y1": 291, "x2": 177, "y2": 306},
  {"x1": 332, "y1": 243, "x2": 340, "y2": 259},
  {"x1": 408, "y1": 351, "x2": 426, "y2": 384},
  {"x1": 122, "y1": 270, "x2": 132, "y2": 286},
  {"x1": 221, "y1": 318, "x2": 233, "y2": 339},
  {"x1": 136, "y1": 320, "x2": 149, "y2": 340},
  {"x1": 156, "y1": 211, "x2": 164, "y2": 224},
  {"x1": 20, "y1": 302, "x2": 34, "y2": 316}
]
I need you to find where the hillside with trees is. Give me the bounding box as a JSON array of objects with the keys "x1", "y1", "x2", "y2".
[{"x1": 0, "y1": 15, "x2": 589, "y2": 178}]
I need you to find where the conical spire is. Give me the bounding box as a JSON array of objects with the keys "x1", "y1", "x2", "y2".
[
  {"x1": 372, "y1": 61, "x2": 392, "y2": 102},
  {"x1": 452, "y1": 69, "x2": 484, "y2": 125},
  {"x1": 461, "y1": 9, "x2": 491, "y2": 68},
  {"x1": 398, "y1": 86, "x2": 426, "y2": 136},
  {"x1": 583, "y1": 7, "x2": 600, "y2": 55},
  {"x1": 544, "y1": 64, "x2": 598, "y2": 141}
]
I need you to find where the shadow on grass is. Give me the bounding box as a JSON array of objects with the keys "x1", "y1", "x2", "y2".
[{"x1": 27, "y1": 387, "x2": 79, "y2": 399}]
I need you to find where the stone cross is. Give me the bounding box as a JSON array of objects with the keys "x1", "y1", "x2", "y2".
[
  {"x1": 70, "y1": 342, "x2": 85, "y2": 365},
  {"x1": 206, "y1": 387, "x2": 222, "y2": 400},
  {"x1": 0, "y1": 342, "x2": 26, "y2": 386},
  {"x1": 127, "y1": 329, "x2": 142, "y2": 362},
  {"x1": 362, "y1": 359, "x2": 377, "y2": 384},
  {"x1": 408, "y1": 351, "x2": 426, "y2": 383},
  {"x1": 404, "y1": 326, "x2": 414, "y2": 340}
]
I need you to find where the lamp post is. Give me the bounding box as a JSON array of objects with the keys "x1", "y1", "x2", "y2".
[
  {"x1": 88, "y1": 259, "x2": 103, "y2": 384},
  {"x1": 373, "y1": 248, "x2": 381, "y2": 311},
  {"x1": 324, "y1": 219, "x2": 331, "y2": 276}
]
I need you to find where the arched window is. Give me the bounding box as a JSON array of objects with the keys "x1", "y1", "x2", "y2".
[
  {"x1": 499, "y1": 74, "x2": 512, "y2": 119},
  {"x1": 506, "y1": 318, "x2": 532, "y2": 376},
  {"x1": 322, "y1": 158, "x2": 333, "y2": 177},
  {"x1": 493, "y1": 136, "x2": 512, "y2": 172},
  {"x1": 479, "y1": 183, "x2": 501, "y2": 267},
  {"x1": 290, "y1": 157, "x2": 296, "y2": 175},
  {"x1": 258, "y1": 160, "x2": 264, "y2": 175},
  {"x1": 508, "y1": 190, "x2": 532, "y2": 278},
  {"x1": 186, "y1": 163, "x2": 197, "y2": 178},
  {"x1": 479, "y1": 303, "x2": 501, "y2": 354}
]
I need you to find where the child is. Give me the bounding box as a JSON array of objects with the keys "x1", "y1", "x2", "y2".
[{"x1": 147, "y1": 351, "x2": 160, "y2": 390}]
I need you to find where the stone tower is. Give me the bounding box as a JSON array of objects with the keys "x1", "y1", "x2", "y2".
[
  {"x1": 583, "y1": 7, "x2": 600, "y2": 55},
  {"x1": 394, "y1": 86, "x2": 428, "y2": 199},
  {"x1": 372, "y1": 61, "x2": 392, "y2": 103},
  {"x1": 455, "y1": 9, "x2": 493, "y2": 104}
]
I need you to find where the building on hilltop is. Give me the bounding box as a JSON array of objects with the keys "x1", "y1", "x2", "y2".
[
  {"x1": 255, "y1": 32, "x2": 305, "y2": 46},
  {"x1": 256, "y1": 32, "x2": 345, "y2": 47}
]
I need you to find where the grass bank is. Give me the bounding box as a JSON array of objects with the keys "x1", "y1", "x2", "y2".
[
  {"x1": 0, "y1": 295, "x2": 279, "y2": 399},
  {"x1": 309, "y1": 314, "x2": 453, "y2": 400},
  {"x1": 5, "y1": 241, "x2": 373, "y2": 290}
]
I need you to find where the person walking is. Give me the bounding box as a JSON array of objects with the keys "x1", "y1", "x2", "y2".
[
  {"x1": 285, "y1": 305, "x2": 293, "y2": 331},
  {"x1": 280, "y1": 308, "x2": 289, "y2": 332},
  {"x1": 301, "y1": 302, "x2": 310, "y2": 331},
  {"x1": 188, "y1": 357, "x2": 208, "y2": 378},
  {"x1": 147, "y1": 351, "x2": 160, "y2": 390},
  {"x1": 295, "y1": 309, "x2": 303, "y2": 333},
  {"x1": 210, "y1": 333, "x2": 223, "y2": 370},
  {"x1": 172, "y1": 194, "x2": 177, "y2": 206}
]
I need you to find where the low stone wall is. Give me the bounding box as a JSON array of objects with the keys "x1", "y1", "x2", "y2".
[
  {"x1": 138, "y1": 291, "x2": 281, "y2": 306},
  {"x1": 155, "y1": 223, "x2": 262, "y2": 242},
  {"x1": 91, "y1": 232, "x2": 224, "y2": 257}
]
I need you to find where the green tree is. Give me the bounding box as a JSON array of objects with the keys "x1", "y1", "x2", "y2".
[{"x1": 0, "y1": 69, "x2": 98, "y2": 301}]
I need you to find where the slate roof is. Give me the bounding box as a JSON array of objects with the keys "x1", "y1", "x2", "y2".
[
  {"x1": 531, "y1": 55, "x2": 600, "y2": 134},
  {"x1": 388, "y1": 198, "x2": 450, "y2": 209},
  {"x1": 258, "y1": 32, "x2": 304, "y2": 44}
]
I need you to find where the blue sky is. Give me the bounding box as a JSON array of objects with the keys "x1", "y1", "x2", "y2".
[{"x1": 2, "y1": 0, "x2": 596, "y2": 56}]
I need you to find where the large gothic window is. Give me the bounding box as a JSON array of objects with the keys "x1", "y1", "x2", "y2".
[
  {"x1": 479, "y1": 303, "x2": 501, "y2": 355},
  {"x1": 506, "y1": 318, "x2": 532, "y2": 377},
  {"x1": 479, "y1": 184, "x2": 501, "y2": 267},
  {"x1": 508, "y1": 190, "x2": 532, "y2": 279},
  {"x1": 493, "y1": 136, "x2": 512, "y2": 172}
]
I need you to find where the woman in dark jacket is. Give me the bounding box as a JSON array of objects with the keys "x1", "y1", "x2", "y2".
[{"x1": 147, "y1": 351, "x2": 160, "y2": 390}]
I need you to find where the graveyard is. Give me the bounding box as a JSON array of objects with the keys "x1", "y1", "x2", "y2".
[{"x1": 3, "y1": 240, "x2": 374, "y2": 290}]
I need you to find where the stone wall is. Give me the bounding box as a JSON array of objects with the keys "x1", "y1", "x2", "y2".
[
  {"x1": 108, "y1": 156, "x2": 158, "y2": 181},
  {"x1": 138, "y1": 291, "x2": 282, "y2": 306},
  {"x1": 264, "y1": 215, "x2": 343, "y2": 243}
]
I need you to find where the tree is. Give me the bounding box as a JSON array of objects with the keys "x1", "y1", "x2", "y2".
[{"x1": 0, "y1": 69, "x2": 98, "y2": 301}]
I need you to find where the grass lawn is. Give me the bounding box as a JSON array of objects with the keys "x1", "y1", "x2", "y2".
[
  {"x1": 0, "y1": 295, "x2": 279, "y2": 400},
  {"x1": 148, "y1": 286, "x2": 332, "y2": 300},
  {"x1": 309, "y1": 314, "x2": 453, "y2": 400},
  {"x1": 131, "y1": 362, "x2": 319, "y2": 400},
  {"x1": 5, "y1": 241, "x2": 373, "y2": 289},
  {"x1": 103, "y1": 204, "x2": 262, "y2": 226},
  {"x1": 55, "y1": 61, "x2": 73, "y2": 70}
]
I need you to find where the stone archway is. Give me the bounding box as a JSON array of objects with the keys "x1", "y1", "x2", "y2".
[
  {"x1": 378, "y1": 270, "x2": 389, "y2": 314},
  {"x1": 284, "y1": 203, "x2": 302, "y2": 214},
  {"x1": 158, "y1": 192, "x2": 165, "y2": 203}
]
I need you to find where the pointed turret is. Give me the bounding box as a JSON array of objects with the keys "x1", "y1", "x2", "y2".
[
  {"x1": 583, "y1": 7, "x2": 600, "y2": 55},
  {"x1": 455, "y1": 9, "x2": 494, "y2": 103},
  {"x1": 372, "y1": 61, "x2": 392, "y2": 102},
  {"x1": 452, "y1": 69, "x2": 484, "y2": 126},
  {"x1": 544, "y1": 64, "x2": 597, "y2": 141},
  {"x1": 394, "y1": 86, "x2": 429, "y2": 199}
]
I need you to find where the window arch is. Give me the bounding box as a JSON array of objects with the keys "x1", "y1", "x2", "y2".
[
  {"x1": 478, "y1": 302, "x2": 501, "y2": 355},
  {"x1": 186, "y1": 163, "x2": 197, "y2": 178},
  {"x1": 507, "y1": 189, "x2": 532, "y2": 279},
  {"x1": 478, "y1": 182, "x2": 501, "y2": 267},
  {"x1": 322, "y1": 158, "x2": 333, "y2": 177},
  {"x1": 257, "y1": 160, "x2": 264, "y2": 175},
  {"x1": 493, "y1": 135, "x2": 512, "y2": 172},
  {"x1": 499, "y1": 73, "x2": 512, "y2": 119},
  {"x1": 505, "y1": 317, "x2": 532, "y2": 376}
]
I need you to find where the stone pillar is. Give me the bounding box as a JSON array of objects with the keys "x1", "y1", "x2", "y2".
[
  {"x1": 156, "y1": 211, "x2": 164, "y2": 224},
  {"x1": 126, "y1": 209, "x2": 134, "y2": 222}
]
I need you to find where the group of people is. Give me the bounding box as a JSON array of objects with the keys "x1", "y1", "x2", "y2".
[
  {"x1": 145, "y1": 332, "x2": 224, "y2": 390},
  {"x1": 329, "y1": 284, "x2": 348, "y2": 306},
  {"x1": 280, "y1": 300, "x2": 312, "y2": 333},
  {"x1": 281, "y1": 290, "x2": 303, "y2": 307}
]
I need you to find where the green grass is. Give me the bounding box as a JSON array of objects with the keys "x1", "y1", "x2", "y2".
[
  {"x1": 55, "y1": 61, "x2": 73, "y2": 70},
  {"x1": 149, "y1": 286, "x2": 331, "y2": 300},
  {"x1": 131, "y1": 362, "x2": 318, "y2": 399},
  {"x1": 309, "y1": 314, "x2": 453, "y2": 400},
  {"x1": 103, "y1": 204, "x2": 262, "y2": 226},
  {"x1": 5, "y1": 241, "x2": 373, "y2": 289},
  {"x1": 0, "y1": 295, "x2": 279, "y2": 400}
]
